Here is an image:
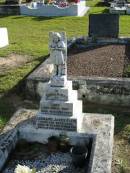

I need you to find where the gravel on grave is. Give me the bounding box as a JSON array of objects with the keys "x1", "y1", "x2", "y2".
[
  {"x1": 67, "y1": 44, "x2": 130, "y2": 77},
  {"x1": 3, "y1": 142, "x2": 84, "y2": 173}
]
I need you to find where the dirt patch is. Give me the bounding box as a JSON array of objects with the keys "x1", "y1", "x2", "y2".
[
  {"x1": 0, "y1": 54, "x2": 33, "y2": 75},
  {"x1": 68, "y1": 45, "x2": 130, "y2": 77}
]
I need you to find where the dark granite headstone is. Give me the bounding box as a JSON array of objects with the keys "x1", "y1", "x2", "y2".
[{"x1": 89, "y1": 14, "x2": 119, "y2": 38}]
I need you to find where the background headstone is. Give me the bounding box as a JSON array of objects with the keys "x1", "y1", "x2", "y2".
[
  {"x1": 0, "y1": 28, "x2": 9, "y2": 48},
  {"x1": 88, "y1": 14, "x2": 119, "y2": 38}
]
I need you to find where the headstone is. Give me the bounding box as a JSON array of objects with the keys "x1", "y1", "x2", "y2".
[
  {"x1": 5, "y1": 0, "x2": 21, "y2": 4},
  {"x1": 88, "y1": 14, "x2": 119, "y2": 38},
  {"x1": 109, "y1": 0, "x2": 127, "y2": 14},
  {"x1": 0, "y1": 28, "x2": 9, "y2": 48},
  {"x1": 115, "y1": 0, "x2": 126, "y2": 7},
  {"x1": 36, "y1": 32, "x2": 83, "y2": 132}
]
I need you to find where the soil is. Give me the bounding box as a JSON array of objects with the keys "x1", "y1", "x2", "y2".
[
  {"x1": 68, "y1": 44, "x2": 130, "y2": 77},
  {"x1": 0, "y1": 54, "x2": 32, "y2": 75}
]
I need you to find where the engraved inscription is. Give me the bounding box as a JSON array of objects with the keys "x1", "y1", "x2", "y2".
[
  {"x1": 40, "y1": 103, "x2": 72, "y2": 116},
  {"x1": 37, "y1": 117, "x2": 77, "y2": 131},
  {"x1": 46, "y1": 90, "x2": 68, "y2": 101}
]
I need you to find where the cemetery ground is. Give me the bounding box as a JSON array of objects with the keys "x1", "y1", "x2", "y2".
[{"x1": 0, "y1": 0, "x2": 130, "y2": 172}]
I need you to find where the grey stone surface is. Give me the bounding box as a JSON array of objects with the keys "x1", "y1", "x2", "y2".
[
  {"x1": 88, "y1": 14, "x2": 119, "y2": 38},
  {"x1": 49, "y1": 32, "x2": 67, "y2": 79},
  {"x1": 0, "y1": 109, "x2": 37, "y2": 171},
  {"x1": 0, "y1": 129, "x2": 18, "y2": 170},
  {"x1": 72, "y1": 76, "x2": 130, "y2": 107},
  {"x1": 0, "y1": 108, "x2": 114, "y2": 173}
]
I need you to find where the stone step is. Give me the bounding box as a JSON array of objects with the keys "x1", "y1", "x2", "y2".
[
  {"x1": 73, "y1": 100, "x2": 83, "y2": 116},
  {"x1": 36, "y1": 114, "x2": 77, "y2": 131},
  {"x1": 40, "y1": 100, "x2": 74, "y2": 117},
  {"x1": 44, "y1": 80, "x2": 73, "y2": 102},
  {"x1": 50, "y1": 75, "x2": 68, "y2": 87},
  {"x1": 40, "y1": 98, "x2": 82, "y2": 117},
  {"x1": 43, "y1": 86, "x2": 77, "y2": 102},
  {"x1": 69, "y1": 90, "x2": 78, "y2": 102}
]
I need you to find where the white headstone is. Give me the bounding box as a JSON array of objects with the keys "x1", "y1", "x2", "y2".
[
  {"x1": 36, "y1": 32, "x2": 83, "y2": 132},
  {"x1": 0, "y1": 28, "x2": 9, "y2": 48}
]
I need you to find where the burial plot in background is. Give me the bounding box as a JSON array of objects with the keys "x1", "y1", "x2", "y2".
[{"x1": 88, "y1": 14, "x2": 119, "y2": 38}]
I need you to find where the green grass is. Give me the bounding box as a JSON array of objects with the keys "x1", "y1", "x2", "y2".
[
  {"x1": 0, "y1": 0, "x2": 5, "y2": 4},
  {"x1": 0, "y1": 16, "x2": 88, "y2": 57},
  {"x1": 0, "y1": 116, "x2": 9, "y2": 130},
  {"x1": 0, "y1": 7, "x2": 130, "y2": 57},
  {"x1": 0, "y1": 60, "x2": 39, "y2": 93},
  {"x1": 0, "y1": 97, "x2": 15, "y2": 131}
]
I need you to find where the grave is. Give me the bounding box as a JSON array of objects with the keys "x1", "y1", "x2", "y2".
[
  {"x1": 36, "y1": 32, "x2": 83, "y2": 132},
  {"x1": 20, "y1": 0, "x2": 89, "y2": 17},
  {"x1": 0, "y1": 32, "x2": 114, "y2": 173},
  {"x1": 109, "y1": 0, "x2": 130, "y2": 14},
  {"x1": 0, "y1": 28, "x2": 9, "y2": 48},
  {"x1": 25, "y1": 16, "x2": 130, "y2": 111}
]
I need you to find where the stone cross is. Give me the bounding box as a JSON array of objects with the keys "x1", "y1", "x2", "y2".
[{"x1": 49, "y1": 32, "x2": 67, "y2": 77}]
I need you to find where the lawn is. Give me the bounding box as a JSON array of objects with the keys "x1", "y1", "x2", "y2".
[{"x1": 0, "y1": 1, "x2": 130, "y2": 57}]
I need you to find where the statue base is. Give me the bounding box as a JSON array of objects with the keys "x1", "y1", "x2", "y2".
[{"x1": 50, "y1": 75, "x2": 67, "y2": 87}]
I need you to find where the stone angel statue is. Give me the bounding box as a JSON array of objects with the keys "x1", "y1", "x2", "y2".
[{"x1": 49, "y1": 32, "x2": 67, "y2": 77}]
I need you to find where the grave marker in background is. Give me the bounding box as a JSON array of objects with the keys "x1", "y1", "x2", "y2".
[
  {"x1": 0, "y1": 28, "x2": 9, "y2": 48},
  {"x1": 88, "y1": 14, "x2": 119, "y2": 38}
]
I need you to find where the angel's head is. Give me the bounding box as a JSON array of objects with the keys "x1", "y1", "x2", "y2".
[{"x1": 52, "y1": 32, "x2": 62, "y2": 43}]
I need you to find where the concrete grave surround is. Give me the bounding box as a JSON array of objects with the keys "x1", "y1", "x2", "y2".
[
  {"x1": 20, "y1": 1, "x2": 89, "y2": 17},
  {"x1": 25, "y1": 37, "x2": 130, "y2": 110},
  {"x1": 0, "y1": 109, "x2": 114, "y2": 173},
  {"x1": 0, "y1": 32, "x2": 114, "y2": 173},
  {"x1": 0, "y1": 28, "x2": 9, "y2": 48}
]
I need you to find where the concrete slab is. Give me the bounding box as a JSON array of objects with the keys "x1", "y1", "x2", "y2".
[{"x1": 0, "y1": 108, "x2": 114, "y2": 173}]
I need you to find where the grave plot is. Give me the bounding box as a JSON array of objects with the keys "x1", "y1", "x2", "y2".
[
  {"x1": 2, "y1": 139, "x2": 91, "y2": 173},
  {"x1": 68, "y1": 44, "x2": 128, "y2": 78},
  {"x1": 20, "y1": 0, "x2": 89, "y2": 17},
  {"x1": 0, "y1": 32, "x2": 114, "y2": 173},
  {"x1": 24, "y1": 14, "x2": 130, "y2": 110}
]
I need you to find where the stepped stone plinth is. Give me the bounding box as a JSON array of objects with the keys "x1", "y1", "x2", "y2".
[{"x1": 36, "y1": 32, "x2": 83, "y2": 132}]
